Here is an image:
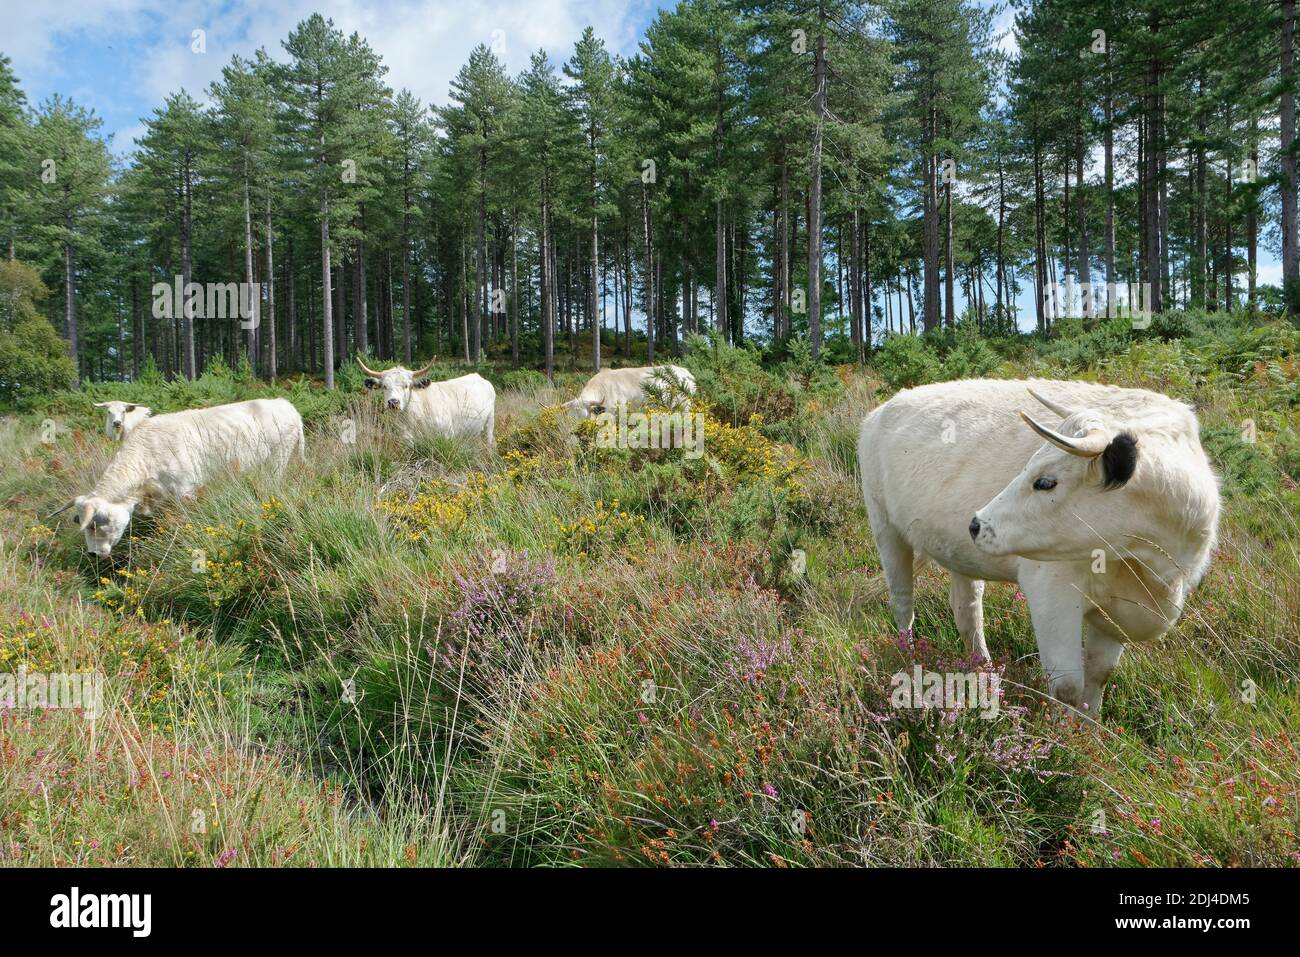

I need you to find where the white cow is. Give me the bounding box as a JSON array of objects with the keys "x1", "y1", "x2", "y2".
[
  {"x1": 72, "y1": 398, "x2": 305, "y2": 557},
  {"x1": 858, "y1": 378, "x2": 1220, "y2": 715},
  {"x1": 358, "y1": 357, "x2": 496, "y2": 444},
  {"x1": 563, "y1": 365, "x2": 696, "y2": 420},
  {"x1": 94, "y1": 401, "x2": 152, "y2": 440}
]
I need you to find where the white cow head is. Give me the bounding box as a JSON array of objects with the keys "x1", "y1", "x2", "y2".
[
  {"x1": 970, "y1": 389, "x2": 1139, "y2": 563},
  {"x1": 358, "y1": 357, "x2": 436, "y2": 411},
  {"x1": 563, "y1": 397, "x2": 601, "y2": 420},
  {"x1": 94, "y1": 401, "x2": 151, "y2": 440},
  {"x1": 73, "y1": 495, "x2": 135, "y2": 557}
]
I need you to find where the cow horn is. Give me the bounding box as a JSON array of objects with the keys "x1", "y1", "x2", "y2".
[
  {"x1": 356, "y1": 356, "x2": 383, "y2": 378},
  {"x1": 411, "y1": 356, "x2": 437, "y2": 378},
  {"x1": 44, "y1": 501, "x2": 75, "y2": 521},
  {"x1": 1019, "y1": 411, "x2": 1111, "y2": 457},
  {"x1": 1026, "y1": 388, "x2": 1075, "y2": 419}
]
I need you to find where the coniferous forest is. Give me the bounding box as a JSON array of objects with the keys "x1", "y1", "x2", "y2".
[{"x1": 1, "y1": 0, "x2": 1297, "y2": 388}]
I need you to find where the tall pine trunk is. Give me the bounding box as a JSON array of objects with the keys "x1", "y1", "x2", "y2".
[
  {"x1": 641, "y1": 180, "x2": 655, "y2": 363},
  {"x1": 807, "y1": 27, "x2": 827, "y2": 355},
  {"x1": 180, "y1": 151, "x2": 196, "y2": 378},
  {"x1": 1283, "y1": 0, "x2": 1298, "y2": 300},
  {"x1": 320, "y1": 180, "x2": 334, "y2": 389},
  {"x1": 511, "y1": 221, "x2": 520, "y2": 368},
  {"x1": 1103, "y1": 40, "x2": 1116, "y2": 297},
  {"x1": 923, "y1": 105, "x2": 941, "y2": 333},
  {"x1": 944, "y1": 175, "x2": 955, "y2": 326},
  {"x1": 243, "y1": 180, "x2": 256, "y2": 367},
  {"x1": 265, "y1": 193, "x2": 276, "y2": 379},
  {"x1": 63, "y1": 230, "x2": 78, "y2": 382},
  {"x1": 1076, "y1": 90, "x2": 1092, "y2": 317},
  {"x1": 543, "y1": 184, "x2": 555, "y2": 383}
]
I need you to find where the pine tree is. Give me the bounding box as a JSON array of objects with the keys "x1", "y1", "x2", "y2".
[{"x1": 26, "y1": 96, "x2": 112, "y2": 382}]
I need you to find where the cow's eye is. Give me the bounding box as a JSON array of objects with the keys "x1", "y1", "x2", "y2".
[{"x1": 1032, "y1": 477, "x2": 1057, "y2": 491}]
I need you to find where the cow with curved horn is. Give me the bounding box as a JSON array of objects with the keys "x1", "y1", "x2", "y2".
[
  {"x1": 858, "y1": 378, "x2": 1220, "y2": 716},
  {"x1": 358, "y1": 356, "x2": 496, "y2": 445}
]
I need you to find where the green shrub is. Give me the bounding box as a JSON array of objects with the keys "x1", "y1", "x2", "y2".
[
  {"x1": 874, "y1": 333, "x2": 941, "y2": 390},
  {"x1": 936, "y1": 323, "x2": 1002, "y2": 381},
  {"x1": 0, "y1": 261, "x2": 77, "y2": 410},
  {"x1": 1278, "y1": 428, "x2": 1300, "y2": 484},
  {"x1": 1201, "y1": 424, "x2": 1278, "y2": 495},
  {"x1": 1041, "y1": 317, "x2": 1133, "y2": 370},
  {"x1": 499, "y1": 369, "x2": 548, "y2": 392}
]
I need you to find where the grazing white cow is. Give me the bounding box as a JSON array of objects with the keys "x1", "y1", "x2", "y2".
[
  {"x1": 563, "y1": 365, "x2": 696, "y2": 420},
  {"x1": 858, "y1": 378, "x2": 1220, "y2": 715},
  {"x1": 358, "y1": 357, "x2": 496, "y2": 444},
  {"x1": 72, "y1": 398, "x2": 305, "y2": 557},
  {"x1": 94, "y1": 401, "x2": 152, "y2": 440}
]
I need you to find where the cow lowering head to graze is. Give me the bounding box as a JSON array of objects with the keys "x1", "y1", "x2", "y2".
[
  {"x1": 562, "y1": 365, "x2": 697, "y2": 420},
  {"x1": 358, "y1": 357, "x2": 496, "y2": 445},
  {"x1": 858, "y1": 379, "x2": 1220, "y2": 716},
  {"x1": 69, "y1": 398, "x2": 305, "y2": 558},
  {"x1": 94, "y1": 401, "x2": 152, "y2": 440}
]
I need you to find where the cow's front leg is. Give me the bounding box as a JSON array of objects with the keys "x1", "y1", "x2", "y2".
[
  {"x1": 1081, "y1": 617, "x2": 1126, "y2": 716},
  {"x1": 1019, "y1": 560, "x2": 1087, "y2": 710}
]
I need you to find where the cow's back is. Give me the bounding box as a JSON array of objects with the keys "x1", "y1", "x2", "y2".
[
  {"x1": 582, "y1": 366, "x2": 694, "y2": 406},
  {"x1": 146, "y1": 399, "x2": 301, "y2": 475},
  {"x1": 410, "y1": 373, "x2": 495, "y2": 437}
]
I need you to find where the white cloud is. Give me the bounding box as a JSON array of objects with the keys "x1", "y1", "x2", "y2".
[{"x1": 6, "y1": 0, "x2": 655, "y2": 149}]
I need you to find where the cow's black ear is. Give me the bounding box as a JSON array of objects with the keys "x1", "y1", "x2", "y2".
[
  {"x1": 415, "y1": 378, "x2": 432, "y2": 389},
  {"x1": 1101, "y1": 432, "x2": 1138, "y2": 490},
  {"x1": 364, "y1": 379, "x2": 379, "y2": 390}
]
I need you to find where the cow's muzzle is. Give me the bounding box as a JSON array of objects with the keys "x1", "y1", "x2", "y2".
[{"x1": 387, "y1": 399, "x2": 401, "y2": 410}]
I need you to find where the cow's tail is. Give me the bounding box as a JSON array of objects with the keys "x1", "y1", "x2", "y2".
[{"x1": 296, "y1": 420, "x2": 306, "y2": 462}]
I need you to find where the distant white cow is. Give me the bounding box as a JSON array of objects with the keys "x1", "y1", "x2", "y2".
[
  {"x1": 858, "y1": 378, "x2": 1220, "y2": 715},
  {"x1": 94, "y1": 401, "x2": 152, "y2": 440},
  {"x1": 72, "y1": 398, "x2": 305, "y2": 557},
  {"x1": 563, "y1": 365, "x2": 696, "y2": 420},
  {"x1": 358, "y1": 357, "x2": 496, "y2": 444}
]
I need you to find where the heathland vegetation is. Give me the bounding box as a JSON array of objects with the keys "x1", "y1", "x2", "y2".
[{"x1": 1, "y1": 305, "x2": 1297, "y2": 866}]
